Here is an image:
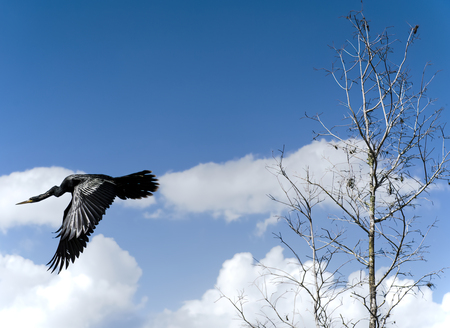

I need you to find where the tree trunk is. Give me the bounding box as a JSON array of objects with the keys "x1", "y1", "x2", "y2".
[{"x1": 369, "y1": 163, "x2": 377, "y2": 328}]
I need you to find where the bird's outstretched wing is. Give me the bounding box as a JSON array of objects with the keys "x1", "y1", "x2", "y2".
[{"x1": 47, "y1": 178, "x2": 117, "y2": 273}]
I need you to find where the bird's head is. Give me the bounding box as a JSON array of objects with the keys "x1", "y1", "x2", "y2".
[{"x1": 16, "y1": 196, "x2": 41, "y2": 205}]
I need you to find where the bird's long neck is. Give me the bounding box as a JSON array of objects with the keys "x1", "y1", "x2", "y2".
[{"x1": 33, "y1": 186, "x2": 65, "y2": 202}]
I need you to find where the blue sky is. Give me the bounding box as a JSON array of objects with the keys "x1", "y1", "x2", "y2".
[{"x1": 1, "y1": 1, "x2": 450, "y2": 327}]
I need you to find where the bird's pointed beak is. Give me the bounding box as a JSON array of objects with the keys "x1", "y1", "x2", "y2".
[{"x1": 16, "y1": 199, "x2": 34, "y2": 205}]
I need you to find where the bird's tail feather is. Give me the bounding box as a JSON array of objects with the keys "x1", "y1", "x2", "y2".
[{"x1": 114, "y1": 170, "x2": 159, "y2": 200}]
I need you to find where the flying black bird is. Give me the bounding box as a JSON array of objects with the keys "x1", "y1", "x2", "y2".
[{"x1": 16, "y1": 170, "x2": 159, "y2": 273}]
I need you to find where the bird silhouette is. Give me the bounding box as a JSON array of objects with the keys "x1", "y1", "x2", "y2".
[{"x1": 17, "y1": 170, "x2": 159, "y2": 273}]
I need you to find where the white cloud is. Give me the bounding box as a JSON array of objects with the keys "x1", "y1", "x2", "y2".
[
  {"x1": 255, "y1": 214, "x2": 279, "y2": 236},
  {"x1": 0, "y1": 234, "x2": 143, "y2": 328},
  {"x1": 158, "y1": 138, "x2": 432, "y2": 234},
  {"x1": 143, "y1": 208, "x2": 164, "y2": 219},
  {"x1": 158, "y1": 139, "x2": 355, "y2": 224},
  {"x1": 146, "y1": 246, "x2": 450, "y2": 328},
  {"x1": 159, "y1": 153, "x2": 281, "y2": 222}
]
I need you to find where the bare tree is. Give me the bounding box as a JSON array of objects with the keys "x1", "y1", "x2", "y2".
[{"x1": 221, "y1": 10, "x2": 449, "y2": 328}]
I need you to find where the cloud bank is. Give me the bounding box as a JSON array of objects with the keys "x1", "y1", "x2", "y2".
[
  {"x1": 156, "y1": 139, "x2": 357, "y2": 231},
  {"x1": 0, "y1": 233, "x2": 448, "y2": 327},
  {"x1": 0, "y1": 234, "x2": 142, "y2": 328},
  {"x1": 156, "y1": 138, "x2": 433, "y2": 235},
  {"x1": 147, "y1": 246, "x2": 450, "y2": 328}
]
